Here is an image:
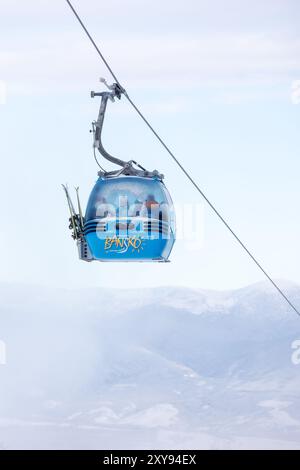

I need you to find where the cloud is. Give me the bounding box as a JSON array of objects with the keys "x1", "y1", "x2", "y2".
[
  {"x1": 2, "y1": 31, "x2": 300, "y2": 99},
  {"x1": 291, "y1": 80, "x2": 300, "y2": 104},
  {"x1": 0, "y1": 80, "x2": 7, "y2": 104},
  {"x1": 1, "y1": 0, "x2": 299, "y2": 103}
]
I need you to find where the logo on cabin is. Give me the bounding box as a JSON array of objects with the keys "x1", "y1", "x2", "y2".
[{"x1": 104, "y1": 236, "x2": 144, "y2": 254}]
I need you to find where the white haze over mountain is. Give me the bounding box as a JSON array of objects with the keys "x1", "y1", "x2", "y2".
[{"x1": 1, "y1": 281, "x2": 300, "y2": 450}]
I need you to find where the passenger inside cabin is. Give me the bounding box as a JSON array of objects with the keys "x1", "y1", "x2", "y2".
[
  {"x1": 129, "y1": 199, "x2": 143, "y2": 217},
  {"x1": 95, "y1": 196, "x2": 114, "y2": 218},
  {"x1": 116, "y1": 195, "x2": 129, "y2": 218},
  {"x1": 140, "y1": 194, "x2": 160, "y2": 219}
]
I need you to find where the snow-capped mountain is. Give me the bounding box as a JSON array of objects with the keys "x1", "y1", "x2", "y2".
[{"x1": 0, "y1": 281, "x2": 300, "y2": 449}]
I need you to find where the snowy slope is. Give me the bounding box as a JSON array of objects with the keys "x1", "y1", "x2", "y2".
[{"x1": 0, "y1": 281, "x2": 300, "y2": 449}]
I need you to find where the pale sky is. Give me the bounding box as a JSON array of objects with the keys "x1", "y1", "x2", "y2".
[{"x1": 0, "y1": 0, "x2": 299, "y2": 290}]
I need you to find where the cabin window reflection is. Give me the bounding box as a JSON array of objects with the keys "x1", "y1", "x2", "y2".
[
  {"x1": 85, "y1": 178, "x2": 174, "y2": 224},
  {"x1": 95, "y1": 197, "x2": 116, "y2": 218}
]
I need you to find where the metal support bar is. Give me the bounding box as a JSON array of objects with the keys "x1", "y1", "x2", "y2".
[{"x1": 91, "y1": 80, "x2": 163, "y2": 180}]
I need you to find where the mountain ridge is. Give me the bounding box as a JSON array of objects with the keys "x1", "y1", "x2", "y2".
[{"x1": 1, "y1": 280, "x2": 300, "y2": 449}]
